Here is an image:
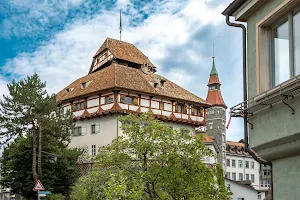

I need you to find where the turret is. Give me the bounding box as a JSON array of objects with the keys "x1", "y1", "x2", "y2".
[{"x1": 206, "y1": 56, "x2": 227, "y2": 171}]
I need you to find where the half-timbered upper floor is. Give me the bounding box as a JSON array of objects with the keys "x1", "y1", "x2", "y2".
[{"x1": 57, "y1": 38, "x2": 211, "y2": 126}]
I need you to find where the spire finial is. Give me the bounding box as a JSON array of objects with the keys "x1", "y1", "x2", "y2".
[
  {"x1": 119, "y1": 9, "x2": 122, "y2": 41},
  {"x1": 212, "y1": 43, "x2": 215, "y2": 59},
  {"x1": 210, "y1": 45, "x2": 218, "y2": 76}
]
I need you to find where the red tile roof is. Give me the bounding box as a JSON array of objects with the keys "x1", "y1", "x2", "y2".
[
  {"x1": 90, "y1": 38, "x2": 154, "y2": 73},
  {"x1": 57, "y1": 63, "x2": 210, "y2": 106},
  {"x1": 202, "y1": 134, "x2": 215, "y2": 143},
  {"x1": 208, "y1": 75, "x2": 220, "y2": 85},
  {"x1": 206, "y1": 90, "x2": 227, "y2": 108},
  {"x1": 226, "y1": 141, "x2": 249, "y2": 156}
]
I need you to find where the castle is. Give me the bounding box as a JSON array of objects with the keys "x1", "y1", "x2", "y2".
[{"x1": 56, "y1": 37, "x2": 227, "y2": 168}]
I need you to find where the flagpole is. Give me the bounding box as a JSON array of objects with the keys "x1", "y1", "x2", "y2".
[{"x1": 119, "y1": 9, "x2": 122, "y2": 41}]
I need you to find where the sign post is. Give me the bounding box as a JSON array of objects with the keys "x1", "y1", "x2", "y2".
[{"x1": 33, "y1": 180, "x2": 45, "y2": 200}]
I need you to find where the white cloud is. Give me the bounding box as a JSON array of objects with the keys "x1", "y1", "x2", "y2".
[
  {"x1": 0, "y1": 0, "x2": 243, "y2": 141},
  {"x1": 0, "y1": 0, "x2": 84, "y2": 38}
]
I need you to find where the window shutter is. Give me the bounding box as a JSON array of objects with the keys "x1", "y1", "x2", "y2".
[
  {"x1": 191, "y1": 107, "x2": 195, "y2": 114},
  {"x1": 183, "y1": 105, "x2": 187, "y2": 114},
  {"x1": 200, "y1": 108, "x2": 204, "y2": 117},
  {"x1": 73, "y1": 128, "x2": 77, "y2": 136},
  {"x1": 81, "y1": 126, "x2": 86, "y2": 136},
  {"x1": 95, "y1": 124, "x2": 100, "y2": 133},
  {"x1": 159, "y1": 102, "x2": 164, "y2": 110},
  {"x1": 133, "y1": 97, "x2": 138, "y2": 105}
]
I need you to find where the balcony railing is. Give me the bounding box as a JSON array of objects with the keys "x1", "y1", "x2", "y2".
[{"x1": 230, "y1": 75, "x2": 300, "y2": 117}]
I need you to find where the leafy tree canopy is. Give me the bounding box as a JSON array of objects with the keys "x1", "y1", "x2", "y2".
[
  {"x1": 71, "y1": 112, "x2": 230, "y2": 200},
  {"x1": 1, "y1": 135, "x2": 82, "y2": 199},
  {"x1": 0, "y1": 73, "x2": 81, "y2": 199}
]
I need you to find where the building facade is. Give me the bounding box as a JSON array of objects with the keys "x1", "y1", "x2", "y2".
[
  {"x1": 225, "y1": 179, "x2": 266, "y2": 200},
  {"x1": 225, "y1": 141, "x2": 271, "y2": 191},
  {"x1": 223, "y1": 0, "x2": 300, "y2": 199},
  {"x1": 57, "y1": 37, "x2": 211, "y2": 159}
]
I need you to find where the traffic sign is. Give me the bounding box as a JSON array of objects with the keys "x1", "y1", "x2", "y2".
[
  {"x1": 33, "y1": 180, "x2": 45, "y2": 191},
  {"x1": 39, "y1": 191, "x2": 51, "y2": 195}
]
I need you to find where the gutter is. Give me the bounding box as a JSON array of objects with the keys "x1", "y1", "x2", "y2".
[{"x1": 224, "y1": 15, "x2": 273, "y2": 199}]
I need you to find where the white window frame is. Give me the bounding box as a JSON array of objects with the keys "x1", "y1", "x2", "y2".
[
  {"x1": 91, "y1": 124, "x2": 100, "y2": 134},
  {"x1": 232, "y1": 159, "x2": 236, "y2": 168},
  {"x1": 238, "y1": 160, "x2": 243, "y2": 168},
  {"x1": 92, "y1": 144, "x2": 96, "y2": 156}
]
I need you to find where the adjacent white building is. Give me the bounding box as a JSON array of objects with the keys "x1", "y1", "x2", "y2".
[
  {"x1": 225, "y1": 141, "x2": 272, "y2": 191},
  {"x1": 225, "y1": 178, "x2": 266, "y2": 200}
]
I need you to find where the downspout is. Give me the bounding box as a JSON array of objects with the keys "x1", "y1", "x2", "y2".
[{"x1": 225, "y1": 15, "x2": 273, "y2": 198}]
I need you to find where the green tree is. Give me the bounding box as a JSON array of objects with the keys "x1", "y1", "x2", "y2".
[
  {"x1": 0, "y1": 135, "x2": 81, "y2": 199},
  {"x1": 71, "y1": 112, "x2": 230, "y2": 200},
  {"x1": 0, "y1": 73, "x2": 81, "y2": 199}
]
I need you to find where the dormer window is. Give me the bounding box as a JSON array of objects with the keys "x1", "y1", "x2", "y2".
[
  {"x1": 161, "y1": 80, "x2": 166, "y2": 87},
  {"x1": 154, "y1": 83, "x2": 158, "y2": 88},
  {"x1": 81, "y1": 82, "x2": 87, "y2": 89},
  {"x1": 65, "y1": 88, "x2": 73, "y2": 93}
]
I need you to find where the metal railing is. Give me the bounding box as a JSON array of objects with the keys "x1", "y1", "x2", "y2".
[{"x1": 230, "y1": 75, "x2": 300, "y2": 117}]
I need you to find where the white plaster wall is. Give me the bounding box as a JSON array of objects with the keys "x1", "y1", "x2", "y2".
[
  {"x1": 226, "y1": 154, "x2": 261, "y2": 189},
  {"x1": 71, "y1": 114, "x2": 196, "y2": 157},
  {"x1": 203, "y1": 144, "x2": 217, "y2": 164},
  {"x1": 73, "y1": 110, "x2": 84, "y2": 116},
  {"x1": 70, "y1": 115, "x2": 119, "y2": 156},
  {"x1": 225, "y1": 179, "x2": 259, "y2": 200}
]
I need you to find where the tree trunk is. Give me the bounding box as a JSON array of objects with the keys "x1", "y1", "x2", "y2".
[
  {"x1": 32, "y1": 129, "x2": 38, "y2": 183},
  {"x1": 38, "y1": 125, "x2": 42, "y2": 179}
]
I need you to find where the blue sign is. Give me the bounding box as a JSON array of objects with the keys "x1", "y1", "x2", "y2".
[{"x1": 39, "y1": 191, "x2": 51, "y2": 195}]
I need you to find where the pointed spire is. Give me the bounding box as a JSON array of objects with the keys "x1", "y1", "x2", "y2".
[
  {"x1": 206, "y1": 55, "x2": 227, "y2": 109},
  {"x1": 210, "y1": 56, "x2": 218, "y2": 76}
]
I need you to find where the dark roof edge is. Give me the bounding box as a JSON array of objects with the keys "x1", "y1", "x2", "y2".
[
  {"x1": 225, "y1": 178, "x2": 258, "y2": 191},
  {"x1": 222, "y1": 0, "x2": 247, "y2": 16}
]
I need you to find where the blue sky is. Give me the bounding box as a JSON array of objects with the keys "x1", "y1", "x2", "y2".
[{"x1": 0, "y1": 0, "x2": 244, "y2": 141}]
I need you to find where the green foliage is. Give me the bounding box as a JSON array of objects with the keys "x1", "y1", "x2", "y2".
[
  {"x1": 71, "y1": 112, "x2": 230, "y2": 200},
  {"x1": 0, "y1": 73, "x2": 73, "y2": 144},
  {"x1": 0, "y1": 73, "x2": 81, "y2": 199},
  {"x1": 0, "y1": 135, "x2": 82, "y2": 199},
  {"x1": 45, "y1": 193, "x2": 66, "y2": 200}
]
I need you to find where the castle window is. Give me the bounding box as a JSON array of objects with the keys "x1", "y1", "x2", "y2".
[
  {"x1": 74, "y1": 102, "x2": 85, "y2": 111},
  {"x1": 73, "y1": 126, "x2": 86, "y2": 136},
  {"x1": 120, "y1": 95, "x2": 138, "y2": 105},
  {"x1": 92, "y1": 144, "x2": 96, "y2": 156},
  {"x1": 73, "y1": 127, "x2": 81, "y2": 136},
  {"x1": 105, "y1": 96, "x2": 114, "y2": 104},
  {"x1": 91, "y1": 124, "x2": 100, "y2": 134},
  {"x1": 191, "y1": 107, "x2": 204, "y2": 117},
  {"x1": 175, "y1": 104, "x2": 183, "y2": 113},
  {"x1": 183, "y1": 105, "x2": 188, "y2": 114}
]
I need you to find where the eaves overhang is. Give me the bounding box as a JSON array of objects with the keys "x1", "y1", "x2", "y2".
[
  {"x1": 222, "y1": 0, "x2": 247, "y2": 16},
  {"x1": 222, "y1": 0, "x2": 268, "y2": 22}
]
